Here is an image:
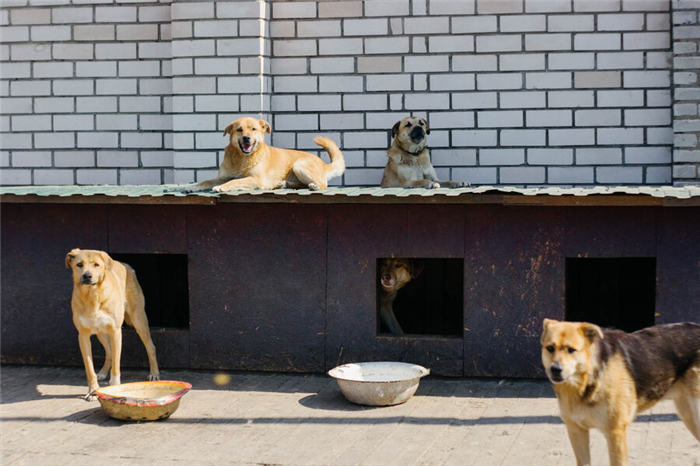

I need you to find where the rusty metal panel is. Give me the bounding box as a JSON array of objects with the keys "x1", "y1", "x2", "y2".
[
  {"x1": 326, "y1": 205, "x2": 464, "y2": 376},
  {"x1": 109, "y1": 205, "x2": 188, "y2": 254},
  {"x1": 463, "y1": 206, "x2": 565, "y2": 378},
  {"x1": 186, "y1": 204, "x2": 327, "y2": 372},
  {"x1": 563, "y1": 207, "x2": 657, "y2": 258},
  {"x1": 0, "y1": 204, "x2": 108, "y2": 365},
  {"x1": 656, "y1": 207, "x2": 700, "y2": 324}
]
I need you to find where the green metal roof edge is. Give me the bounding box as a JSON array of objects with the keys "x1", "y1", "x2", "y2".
[{"x1": 0, "y1": 184, "x2": 699, "y2": 199}]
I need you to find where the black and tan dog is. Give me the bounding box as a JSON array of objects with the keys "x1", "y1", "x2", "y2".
[
  {"x1": 378, "y1": 258, "x2": 424, "y2": 334},
  {"x1": 541, "y1": 319, "x2": 700, "y2": 466},
  {"x1": 66, "y1": 249, "x2": 160, "y2": 400},
  {"x1": 380, "y1": 116, "x2": 468, "y2": 189},
  {"x1": 186, "y1": 117, "x2": 345, "y2": 192}
]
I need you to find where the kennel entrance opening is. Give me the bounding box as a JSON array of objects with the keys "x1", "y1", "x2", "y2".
[
  {"x1": 110, "y1": 253, "x2": 190, "y2": 329},
  {"x1": 565, "y1": 257, "x2": 656, "y2": 333},
  {"x1": 376, "y1": 257, "x2": 463, "y2": 336}
]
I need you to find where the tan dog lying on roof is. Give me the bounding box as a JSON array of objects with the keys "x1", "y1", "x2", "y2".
[
  {"x1": 381, "y1": 116, "x2": 468, "y2": 189},
  {"x1": 66, "y1": 249, "x2": 160, "y2": 400},
  {"x1": 186, "y1": 117, "x2": 345, "y2": 192}
]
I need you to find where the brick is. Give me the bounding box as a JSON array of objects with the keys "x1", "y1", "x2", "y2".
[
  {"x1": 53, "y1": 79, "x2": 94, "y2": 96},
  {"x1": 674, "y1": 56, "x2": 700, "y2": 70},
  {"x1": 548, "y1": 166, "x2": 594, "y2": 183},
  {"x1": 452, "y1": 167, "x2": 497, "y2": 184},
  {"x1": 116, "y1": 24, "x2": 158, "y2": 41},
  {"x1": 273, "y1": 39, "x2": 316, "y2": 57},
  {"x1": 597, "y1": 52, "x2": 644, "y2": 69},
  {"x1": 429, "y1": 0, "x2": 474, "y2": 14},
  {"x1": 343, "y1": 131, "x2": 387, "y2": 149},
  {"x1": 501, "y1": 15, "x2": 546, "y2": 32},
  {"x1": 500, "y1": 91, "x2": 546, "y2": 108},
  {"x1": 528, "y1": 148, "x2": 574, "y2": 164},
  {"x1": 673, "y1": 103, "x2": 697, "y2": 117},
  {"x1": 365, "y1": 37, "x2": 409, "y2": 55},
  {"x1": 406, "y1": 55, "x2": 449, "y2": 72},
  {"x1": 622, "y1": 0, "x2": 669, "y2": 11},
  {"x1": 270, "y1": 21, "x2": 294, "y2": 38},
  {"x1": 646, "y1": 14, "x2": 669, "y2": 31},
  {"x1": 96, "y1": 151, "x2": 139, "y2": 168},
  {"x1": 121, "y1": 133, "x2": 162, "y2": 148},
  {"x1": 141, "y1": 151, "x2": 173, "y2": 167},
  {"x1": 574, "y1": 71, "x2": 621, "y2": 88},
  {"x1": 216, "y1": 2, "x2": 263, "y2": 19},
  {"x1": 500, "y1": 129, "x2": 546, "y2": 146},
  {"x1": 318, "y1": 38, "x2": 363, "y2": 56},
  {"x1": 405, "y1": 93, "x2": 450, "y2": 110},
  {"x1": 192, "y1": 19, "x2": 239, "y2": 38},
  {"x1": 676, "y1": 87, "x2": 700, "y2": 101},
  {"x1": 120, "y1": 96, "x2": 161, "y2": 113},
  {"x1": 270, "y1": 58, "x2": 305, "y2": 75},
  {"x1": 172, "y1": 2, "x2": 214, "y2": 20},
  {"x1": 525, "y1": 33, "x2": 571, "y2": 51},
  {"x1": 95, "y1": 79, "x2": 138, "y2": 95},
  {"x1": 344, "y1": 18, "x2": 387, "y2": 36},
  {"x1": 320, "y1": 76, "x2": 363, "y2": 92},
  {"x1": 623, "y1": 32, "x2": 670, "y2": 50},
  {"x1": 645, "y1": 166, "x2": 671, "y2": 184},
  {"x1": 427, "y1": 111, "x2": 474, "y2": 129},
  {"x1": 1, "y1": 134, "x2": 32, "y2": 149},
  {"x1": 2, "y1": 26, "x2": 29, "y2": 42},
  {"x1": 55, "y1": 151, "x2": 94, "y2": 168},
  {"x1": 2, "y1": 98, "x2": 33, "y2": 114},
  {"x1": 2, "y1": 63, "x2": 31, "y2": 78},
  {"x1": 452, "y1": 92, "x2": 498, "y2": 109},
  {"x1": 52, "y1": 7, "x2": 92, "y2": 24},
  {"x1": 139, "y1": 5, "x2": 171, "y2": 22},
  {"x1": 598, "y1": 13, "x2": 644, "y2": 30},
  {"x1": 673, "y1": 42, "x2": 697, "y2": 54},
  {"x1": 598, "y1": 127, "x2": 644, "y2": 144},
  {"x1": 428, "y1": 36, "x2": 474, "y2": 53},
  {"x1": 575, "y1": 109, "x2": 621, "y2": 126},
  {"x1": 624, "y1": 108, "x2": 671, "y2": 126},
  {"x1": 627, "y1": 146, "x2": 671, "y2": 164},
  {"x1": 575, "y1": 33, "x2": 621, "y2": 50},
  {"x1": 172, "y1": 39, "x2": 215, "y2": 57},
  {"x1": 342, "y1": 94, "x2": 387, "y2": 111},
  {"x1": 576, "y1": 148, "x2": 622, "y2": 164},
  {"x1": 139, "y1": 42, "x2": 171, "y2": 60},
  {"x1": 623, "y1": 70, "x2": 670, "y2": 88},
  {"x1": 297, "y1": 20, "x2": 341, "y2": 38},
  {"x1": 477, "y1": 73, "x2": 522, "y2": 90},
  {"x1": 35, "y1": 132, "x2": 75, "y2": 148},
  {"x1": 548, "y1": 14, "x2": 594, "y2": 31},
  {"x1": 526, "y1": 72, "x2": 572, "y2": 89},
  {"x1": 477, "y1": 0, "x2": 522, "y2": 14},
  {"x1": 0, "y1": 169, "x2": 31, "y2": 185},
  {"x1": 452, "y1": 16, "x2": 497, "y2": 33},
  {"x1": 74, "y1": 25, "x2": 114, "y2": 41},
  {"x1": 77, "y1": 61, "x2": 117, "y2": 77},
  {"x1": 53, "y1": 44, "x2": 93, "y2": 60},
  {"x1": 597, "y1": 166, "x2": 643, "y2": 184},
  {"x1": 11, "y1": 8, "x2": 50, "y2": 25},
  {"x1": 96, "y1": 114, "x2": 138, "y2": 130},
  {"x1": 549, "y1": 53, "x2": 595, "y2": 70},
  {"x1": 430, "y1": 74, "x2": 475, "y2": 91},
  {"x1": 476, "y1": 110, "x2": 523, "y2": 128},
  {"x1": 91, "y1": 47, "x2": 132, "y2": 63},
  {"x1": 501, "y1": 167, "x2": 546, "y2": 184},
  {"x1": 139, "y1": 78, "x2": 172, "y2": 96},
  {"x1": 96, "y1": 6, "x2": 137, "y2": 23},
  {"x1": 574, "y1": 0, "x2": 621, "y2": 12},
  {"x1": 453, "y1": 55, "x2": 498, "y2": 72},
  {"x1": 116, "y1": 61, "x2": 159, "y2": 77},
  {"x1": 527, "y1": 109, "x2": 572, "y2": 127},
  {"x1": 365, "y1": 0, "x2": 409, "y2": 16},
  {"x1": 11, "y1": 80, "x2": 51, "y2": 96},
  {"x1": 476, "y1": 35, "x2": 522, "y2": 53},
  {"x1": 297, "y1": 95, "x2": 341, "y2": 111},
  {"x1": 500, "y1": 54, "x2": 545, "y2": 71},
  {"x1": 430, "y1": 149, "x2": 477, "y2": 167},
  {"x1": 76, "y1": 169, "x2": 118, "y2": 185},
  {"x1": 273, "y1": 2, "x2": 316, "y2": 19},
  {"x1": 273, "y1": 76, "x2": 317, "y2": 93},
  {"x1": 11, "y1": 115, "x2": 51, "y2": 132},
  {"x1": 549, "y1": 128, "x2": 595, "y2": 145},
  {"x1": 319, "y1": 1, "x2": 362, "y2": 18},
  {"x1": 675, "y1": 119, "x2": 700, "y2": 132},
  {"x1": 358, "y1": 56, "x2": 402, "y2": 74},
  {"x1": 480, "y1": 148, "x2": 525, "y2": 165},
  {"x1": 194, "y1": 57, "x2": 239, "y2": 75},
  {"x1": 647, "y1": 89, "x2": 671, "y2": 107},
  {"x1": 367, "y1": 74, "x2": 411, "y2": 91},
  {"x1": 673, "y1": 164, "x2": 698, "y2": 179},
  {"x1": 171, "y1": 21, "x2": 193, "y2": 39},
  {"x1": 53, "y1": 114, "x2": 94, "y2": 131},
  {"x1": 525, "y1": 0, "x2": 572, "y2": 12},
  {"x1": 403, "y1": 17, "x2": 449, "y2": 34},
  {"x1": 319, "y1": 113, "x2": 363, "y2": 130},
  {"x1": 453, "y1": 130, "x2": 498, "y2": 146},
  {"x1": 597, "y1": 89, "x2": 644, "y2": 107}
]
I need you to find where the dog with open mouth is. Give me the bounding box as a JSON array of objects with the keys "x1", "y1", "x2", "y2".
[
  {"x1": 380, "y1": 116, "x2": 468, "y2": 189},
  {"x1": 186, "y1": 117, "x2": 345, "y2": 192}
]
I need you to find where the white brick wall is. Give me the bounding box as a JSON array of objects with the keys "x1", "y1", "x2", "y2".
[{"x1": 0, "y1": 0, "x2": 686, "y2": 187}]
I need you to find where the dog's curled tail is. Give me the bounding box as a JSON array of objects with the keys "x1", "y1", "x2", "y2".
[{"x1": 314, "y1": 136, "x2": 346, "y2": 181}]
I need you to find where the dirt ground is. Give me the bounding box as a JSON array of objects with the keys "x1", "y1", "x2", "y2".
[{"x1": 2, "y1": 365, "x2": 698, "y2": 466}]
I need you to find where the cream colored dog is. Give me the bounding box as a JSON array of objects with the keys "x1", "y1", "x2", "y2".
[
  {"x1": 378, "y1": 258, "x2": 424, "y2": 335},
  {"x1": 186, "y1": 117, "x2": 345, "y2": 192},
  {"x1": 381, "y1": 116, "x2": 468, "y2": 189},
  {"x1": 66, "y1": 249, "x2": 160, "y2": 400}
]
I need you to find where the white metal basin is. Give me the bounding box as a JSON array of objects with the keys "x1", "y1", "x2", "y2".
[{"x1": 328, "y1": 362, "x2": 430, "y2": 406}]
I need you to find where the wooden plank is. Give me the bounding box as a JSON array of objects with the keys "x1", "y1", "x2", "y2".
[
  {"x1": 109, "y1": 205, "x2": 188, "y2": 254},
  {"x1": 0, "y1": 194, "x2": 216, "y2": 205}
]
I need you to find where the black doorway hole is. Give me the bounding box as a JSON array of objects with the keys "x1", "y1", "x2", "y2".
[
  {"x1": 376, "y1": 258, "x2": 463, "y2": 337},
  {"x1": 110, "y1": 253, "x2": 190, "y2": 329},
  {"x1": 565, "y1": 257, "x2": 656, "y2": 333}
]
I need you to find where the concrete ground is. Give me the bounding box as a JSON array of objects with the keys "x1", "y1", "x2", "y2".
[{"x1": 1, "y1": 365, "x2": 698, "y2": 466}]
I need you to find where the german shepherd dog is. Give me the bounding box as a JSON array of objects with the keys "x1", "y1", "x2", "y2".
[{"x1": 541, "y1": 319, "x2": 700, "y2": 466}]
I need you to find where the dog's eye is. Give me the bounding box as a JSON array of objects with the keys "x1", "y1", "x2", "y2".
[
  {"x1": 395, "y1": 264, "x2": 403, "y2": 268},
  {"x1": 405, "y1": 122, "x2": 412, "y2": 128},
  {"x1": 546, "y1": 345, "x2": 554, "y2": 353},
  {"x1": 419, "y1": 121, "x2": 425, "y2": 126},
  {"x1": 94, "y1": 263, "x2": 100, "y2": 267},
  {"x1": 567, "y1": 347, "x2": 576, "y2": 354},
  {"x1": 237, "y1": 128, "x2": 242, "y2": 133},
  {"x1": 252, "y1": 128, "x2": 258, "y2": 131},
  {"x1": 76, "y1": 262, "x2": 83, "y2": 268}
]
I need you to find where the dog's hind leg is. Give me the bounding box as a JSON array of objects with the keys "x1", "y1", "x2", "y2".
[
  {"x1": 292, "y1": 161, "x2": 327, "y2": 191},
  {"x1": 131, "y1": 313, "x2": 160, "y2": 381},
  {"x1": 96, "y1": 333, "x2": 112, "y2": 381},
  {"x1": 564, "y1": 421, "x2": 591, "y2": 466}
]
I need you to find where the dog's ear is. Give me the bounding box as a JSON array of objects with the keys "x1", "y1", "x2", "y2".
[
  {"x1": 542, "y1": 318, "x2": 556, "y2": 331},
  {"x1": 258, "y1": 119, "x2": 271, "y2": 134},
  {"x1": 223, "y1": 122, "x2": 235, "y2": 137},
  {"x1": 391, "y1": 121, "x2": 401, "y2": 139},
  {"x1": 421, "y1": 118, "x2": 430, "y2": 134},
  {"x1": 65, "y1": 249, "x2": 80, "y2": 268},
  {"x1": 409, "y1": 259, "x2": 424, "y2": 279},
  {"x1": 99, "y1": 251, "x2": 114, "y2": 271},
  {"x1": 581, "y1": 322, "x2": 604, "y2": 342}
]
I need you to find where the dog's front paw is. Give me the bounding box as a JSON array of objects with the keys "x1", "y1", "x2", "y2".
[
  {"x1": 274, "y1": 180, "x2": 288, "y2": 189},
  {"x1": 148, "y1": 373, "x2": 161, "y2": 381},
  {"x1": 83, "y1": 390, "x2": 97, "y2": 401},
  {"x1": 429, "y1": 182, "x2": 440, "y2": 189},
  {"x1": 307, "y1": 182, "x2": 320, "y2": 191},
  {"x1": 109, "y1": 375, "x2": 121, "y2": 386},
  {"x1": 97, "y1": 372, "x2": 109, "y2": 381},
  {"x1": 454, "y1": 181, "x2": 470, "y2": 188}
]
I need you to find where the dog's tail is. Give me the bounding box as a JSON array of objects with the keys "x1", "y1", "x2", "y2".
[{"x1": 314, "y1": 136, "x2": 346, "y2": 181}]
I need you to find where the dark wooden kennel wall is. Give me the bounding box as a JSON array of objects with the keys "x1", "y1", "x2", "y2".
[{"x1": 1, "y1": 188, "x2": 699, "y2": 378}]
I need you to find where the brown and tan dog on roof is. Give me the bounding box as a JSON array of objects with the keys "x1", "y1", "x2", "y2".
[
  {"x1": 380, "y1": 116, "x2": 468, "y2": 189},
  {"x1": 186, "y1": 117, "x2": 345, "y2": 192}
]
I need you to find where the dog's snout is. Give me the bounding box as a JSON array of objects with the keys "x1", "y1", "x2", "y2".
[
  {"x1": 550, "y1": 364, "x2": 562, "y2": 376},
  {"x1": 382, "y1": 274, "x2": 391, "y2": 281},
  {"x1": 242, "y1": 135, "x2": 251, "y2": 144},
  {"x1": 82, "y1": 272, "x2": 92, "y2": 280},
  {"x1": 410, "y1": 126, "x2": 425, "y2": 142}
]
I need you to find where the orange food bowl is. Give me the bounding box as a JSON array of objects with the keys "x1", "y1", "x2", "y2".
[{"x1": 94, "y1": 380, "x2": 191, "y2": 421}]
